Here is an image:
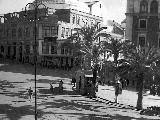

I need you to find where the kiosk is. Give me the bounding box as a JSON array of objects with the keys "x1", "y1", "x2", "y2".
[{"x1": 75, "y1": 69, "x2": 93, "y2": 95}]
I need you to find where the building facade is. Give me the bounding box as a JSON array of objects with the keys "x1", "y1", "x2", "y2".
[
  {"x1": 126, "y1": 0, "x2": 160, "y2": 48},
  {"x1": 0, "y1": 0, "x2": 103, "y2": 69}
]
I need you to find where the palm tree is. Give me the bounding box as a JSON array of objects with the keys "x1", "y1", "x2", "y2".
[
  {"x1": 102, "y1": 38, "x2": 132, "y2": 81},
  {"x1": 68, "y1": 24, "x2": 110, "y2": 83},
  {"x1": 124, "y1": 46, "x2": 160, "y2": 110}
]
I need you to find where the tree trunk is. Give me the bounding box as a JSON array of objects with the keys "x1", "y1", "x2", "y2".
[
  {"x1": 93, "y1": 67, "x2": 97, "y2": 85},
  {"x1": 136, "y1": 73, "x2": 144, "y2": 110}
]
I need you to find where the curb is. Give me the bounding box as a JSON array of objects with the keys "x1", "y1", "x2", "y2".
[{"x1": 88, "y1": 96, "x2": 142, "y2": 113}]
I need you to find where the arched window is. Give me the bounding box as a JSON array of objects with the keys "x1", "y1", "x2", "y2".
[
  {"x1": 150, "y1": 0, "x2": 158, "y2": 13},
  {"x1": 140, "y1": 0, "x2": 148, "y2": 13}
]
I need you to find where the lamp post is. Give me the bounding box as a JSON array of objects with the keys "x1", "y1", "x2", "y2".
[{"x1": 25, "y1": 1, "x2": 47, "y2": 120}]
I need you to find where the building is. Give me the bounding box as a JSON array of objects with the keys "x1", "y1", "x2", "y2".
[
  {"x1": 125, "y1": 0, "x2": 160, "y2": 87},
  {"x1": 0, "y1": 0, "x2": 103, "y2": 69},
  {"x1": 125, "y1": 0, "x2": 160, "y2": 48}
]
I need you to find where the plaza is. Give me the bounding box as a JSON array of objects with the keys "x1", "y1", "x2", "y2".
[{"x1": 0, "y1": 60, "x2": 159, "y2": 120}]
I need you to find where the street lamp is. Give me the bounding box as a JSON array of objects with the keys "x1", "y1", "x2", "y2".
[{"x1": 25, "y1": 1, "x2": 47, "y2": 120}]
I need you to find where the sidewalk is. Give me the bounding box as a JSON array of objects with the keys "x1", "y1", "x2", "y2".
[{"x1": 97, "y1": 85, "x2": 160, "y2": 109}]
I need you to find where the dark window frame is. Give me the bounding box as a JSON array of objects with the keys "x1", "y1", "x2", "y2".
[
  {"x1": 139, "y1": 19, "x2": 147, "y2": 29},
  {"x1": 139, "y1": 36, "x2": 146, "y2": 47}
]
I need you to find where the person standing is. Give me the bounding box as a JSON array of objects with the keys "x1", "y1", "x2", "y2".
[
  {"x1": 28, "y1": 87, "x2": 33, "y2": 101},
  {"x1": 59, "y1": 80, "x2": 63, "y2": 93},
  {"x1": 71, "y1": 77, "x2": 76, "y2": 87},
  {"x1": 50, "y1": 83, "x2": 53, "y2": 93},
  {"x1": 115, "y1": 75, "x2": 122, "y2": 103}
]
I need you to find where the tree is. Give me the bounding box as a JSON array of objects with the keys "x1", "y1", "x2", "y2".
[
  {"x1": 68, "y1": 24, "x2": 110, "y2": 83},
  {"x1": 102, "y1": 38, "x2": 132, "y2": 81},
  {"x1": 124, "y1": 46, "x2": 160, "y2": 110}
]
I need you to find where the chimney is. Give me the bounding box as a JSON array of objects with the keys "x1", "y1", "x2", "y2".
[
  {"x1": 85, "y1": 1, "x2": 99, "y2": 14},
  {"x1": 88, "y1": 4, "x2": 93, "y2": 14}
]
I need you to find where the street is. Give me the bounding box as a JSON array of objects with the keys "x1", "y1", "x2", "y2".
[{"x1": 0, "y1": 60, "x2": 160, "y2": 120}]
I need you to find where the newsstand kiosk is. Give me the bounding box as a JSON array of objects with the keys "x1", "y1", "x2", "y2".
[{"x1": 75, "y1": 69, "x2": 93, "y2": 95}]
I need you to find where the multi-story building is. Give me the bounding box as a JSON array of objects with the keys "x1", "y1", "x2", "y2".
[
  {"x1": 126, "y1": 0, "x2": 160, "y2": 48},
  {"x1": 125, "y1": 0, "x2": 160, "y2": 87},
  {"x1": 0, "y1": 0, "x2": 103, "y2": 69}
]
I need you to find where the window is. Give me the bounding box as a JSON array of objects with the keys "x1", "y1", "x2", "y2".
[
  {"x1": 140, "y1": 0, "x2": 148, "y2": 13},
  {"x1": 91, "y1": 20, "x2": 94, "y2": 26},
  {"x1": 61, "y1": 48, "x2": 65, "y2": 54},
  {"x1": 66, "y1": 28, "x2": 69, "y2": 37},
  {"x1": 6, "y1": 29, "x2": 9, "y2": 37},
  {"x1": 158, "y1": 38, "x2": 160, "y2": 48},
  {"x1": 139, "y1": 19, "x2": 147, "y2": 28},
  {"x1": 77, "y1": 16, "x2": 80, "y2": 25},
  {"x1": 18, "y1": 28, "x2": 22, "y2": 38},
  {"x1": 51, "y1": 45, "x2": 57, "y2": 54},
  {"x1": 30, "y1": 45, "x2": 33, "y2": 54},
  {"x1": 25, "y1": 27, "x2": 30, "y2": 37},
  {"x1": 25, "y1": 45, "x2": 30, "y2": 54},
  {"x1": 42, "y1": 42, "x2": 49, "y2": 54},
  {"x1": 150, "y1": 0, "x2": 158, "y2": 13},
  {"x1": 69, "y1": 49, "x2": 72, "y2": 55},
  {"x1": 139, "y1": 36, "x2": 146, "y2": 47},
  {"x1": 65, "y1": 48, "x2": 68, "y2": 55},
  {"x1": 12, "y1": 28, "x2": 16, "y2": 38},
  {"x1": 0, "y1": 46, "x2": 4, "y2": 53},
  {"x1": 43, "y1": 26, "x2": 50, "y2": 36},
  {"x1": 72, "y1": 15, "x2": 75, "y2": 24},
  {"x1": 61, "y1": 27, "x2": 65, "y2": 38},
  {"x1": 51, "y1": 26, "x2": 57, "y2": 36},
  {"x1": 86, "y1": 19, "x2": 88, "y2": 26}
]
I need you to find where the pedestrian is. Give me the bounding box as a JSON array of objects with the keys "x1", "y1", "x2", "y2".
[
  {"x1": 28, "y1": 87, "x2": 33, "y2": 101},
  {"x1": 124, "y1": 79, "x2": 128, "y2": 89},
  {"x1": 157, "y1": 85, "x2": 160, "y2": 96},
  {"x1": 71, "y1": 77, "x2": 76, "y2": 87},
  {"x1": 115, "y1": 75, "x2": 122, "y2": 103},
  {"x1": 59, "y1": 80, "x2": 63, "y2": 93},
  {"x1": 89, "y1": 81, "x2": 96, "y2": 98},
  {"x1": 50, "y1": 83, "x2": 53, "y2": 93},
  {"x1": 95, "y1": 81, "x2": 99, "y2": 92}
]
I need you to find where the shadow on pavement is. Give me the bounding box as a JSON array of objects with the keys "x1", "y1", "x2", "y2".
[
  {"x1": 148, "y1": 97, "x2": 160, "y2": 100},
  {"x1": 38, "y1": 87, "x2": 78, "y2": 96},
  {"x1": 28, "y1": 78, "x2": 64, "y2": 84},
  {"x1": 0, "y1": 60, "x2": 72, "y2": 79},
  {"x1": 0, "y1": 104, "x2": 34, "y2": 120}
]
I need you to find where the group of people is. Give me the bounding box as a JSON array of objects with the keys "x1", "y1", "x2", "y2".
[
  {"x1": 27, "y1": 80, "x2": 64, "y2": 101},
  {"x1": 27, "y1": 73, "x2": 123, "y2": 104},
  {"x1": 150, "y1": 84, "x2": 160, "y2": 96},
  {"x1": 50, "y1": 80, "x2": 64, "y2": 93},
  {"x1": 86, "y1": 80, "x2": 97, "y2": 98}
]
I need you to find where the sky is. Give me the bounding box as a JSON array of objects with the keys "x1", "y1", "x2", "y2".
[{"x1": 0, "y1": 0, "x2": 127, "y2": 24}]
